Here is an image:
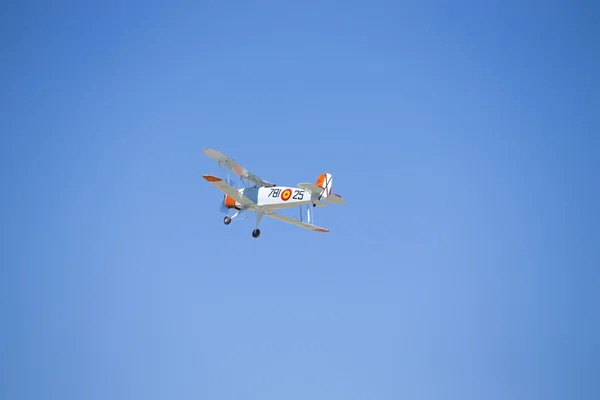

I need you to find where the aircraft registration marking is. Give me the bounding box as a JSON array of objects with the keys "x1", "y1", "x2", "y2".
[{"x1": 267, "y1": 188, "x2": 305, "y2": 201}]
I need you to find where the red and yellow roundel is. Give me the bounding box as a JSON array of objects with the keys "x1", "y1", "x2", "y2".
[{"x1": 281, "y1": 188, "x2": 292, "y2": 201}]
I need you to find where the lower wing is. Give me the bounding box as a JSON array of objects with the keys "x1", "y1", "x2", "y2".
[{"x1": 263, "y1": 211, "x2": 329, "y2": 232}]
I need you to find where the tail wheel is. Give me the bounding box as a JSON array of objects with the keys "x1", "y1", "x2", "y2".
[
  {"x1": 224, "y1": 216, "x2": 231, "y2": 225},
  {"x1": 252, "y1": 229, "x2": 260, "y2": 238}
]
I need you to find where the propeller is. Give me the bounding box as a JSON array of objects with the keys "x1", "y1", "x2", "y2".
[
  {"x1": 219, "y1": 195, "x2": 229, "y2": 214},
  {"x1": 218, "y1": 175, "x2": 237, "y2": 214}
]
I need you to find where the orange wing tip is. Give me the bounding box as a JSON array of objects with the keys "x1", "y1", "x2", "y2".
[
  {"x1": 203, "y1": 175, "x2": 222, "y2": 182},
  {"x1": 315, "y1": 228, "x2": 329, "y2": 232}
]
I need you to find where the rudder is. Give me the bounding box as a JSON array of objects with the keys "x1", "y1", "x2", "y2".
[{"x1": 315, "y1": 173, "x2": 333, "y2": 197}]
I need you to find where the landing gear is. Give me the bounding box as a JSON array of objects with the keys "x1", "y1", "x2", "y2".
[
  {"x1": 224, "y1": 209, "x2": 245, "y2": 225},
  {"x1": 223, "y1": 210, "x2": 263, "y2": 238},
  {"x1": 252, "y1": 213, "x2": 263, "y2": 238}
]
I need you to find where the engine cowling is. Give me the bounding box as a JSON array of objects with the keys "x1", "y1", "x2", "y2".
[{"x1": 224, "y1": 195, "x2": 241, "y2": 210}]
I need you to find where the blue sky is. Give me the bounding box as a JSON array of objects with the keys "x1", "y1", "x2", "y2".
[{"x1": 1, "y1": 1, "x2": 599, "y2": 399}]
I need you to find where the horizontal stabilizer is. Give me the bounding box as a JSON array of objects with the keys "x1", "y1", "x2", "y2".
[
  {"x1": 324, "y1": 193, "x2": 345, "y2": 205},
  {"x1": 202, "y1": 175, "x2": 255, "y2": 206},
  {"x1": 297, "y1": 183, "x2": 324, "y2": 195},
  {"x1": 264, "y1": 211, "x2": 329, "y2": 232}
]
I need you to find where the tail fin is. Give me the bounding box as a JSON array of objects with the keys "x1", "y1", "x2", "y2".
[{"x1": 316, "y1": 173, "x2": 333, "y2": 198}]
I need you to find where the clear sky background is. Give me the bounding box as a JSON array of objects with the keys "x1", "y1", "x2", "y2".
[{"x1": 1, "y1": 1, "x2": 599, "y2": 399}]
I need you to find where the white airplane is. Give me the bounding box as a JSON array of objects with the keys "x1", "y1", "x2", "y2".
[{"x1": 202, "y1": 148, "x2": 345, "y2": 238}]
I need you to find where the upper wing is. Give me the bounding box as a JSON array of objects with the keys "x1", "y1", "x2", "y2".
[
  {"x1": 263, "y1": 211, "x2": 329, "y2": 232},
  {"x1": 202, "y1": 175, "x2": 255, "y2": 206},
  {"x1": 202, "y1": 148, "x2": 275, "y2": 187}
]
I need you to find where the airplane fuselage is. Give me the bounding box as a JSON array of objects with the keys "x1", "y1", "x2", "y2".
[{"x1": 225, "y1": 186, "x2": 319, "y2": 211}]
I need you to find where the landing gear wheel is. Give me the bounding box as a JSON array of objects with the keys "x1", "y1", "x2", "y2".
[
  {"x1": 223, "y1": 216, "x2": 231, "y2": 225},
  {"x1": 252, "y1": 229, "x2": 261, "y2": 238}
]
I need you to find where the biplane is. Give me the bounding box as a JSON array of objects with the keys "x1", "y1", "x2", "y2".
[{"x1": 202, "y1": 148, "x2": 344, "y2": 238}]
